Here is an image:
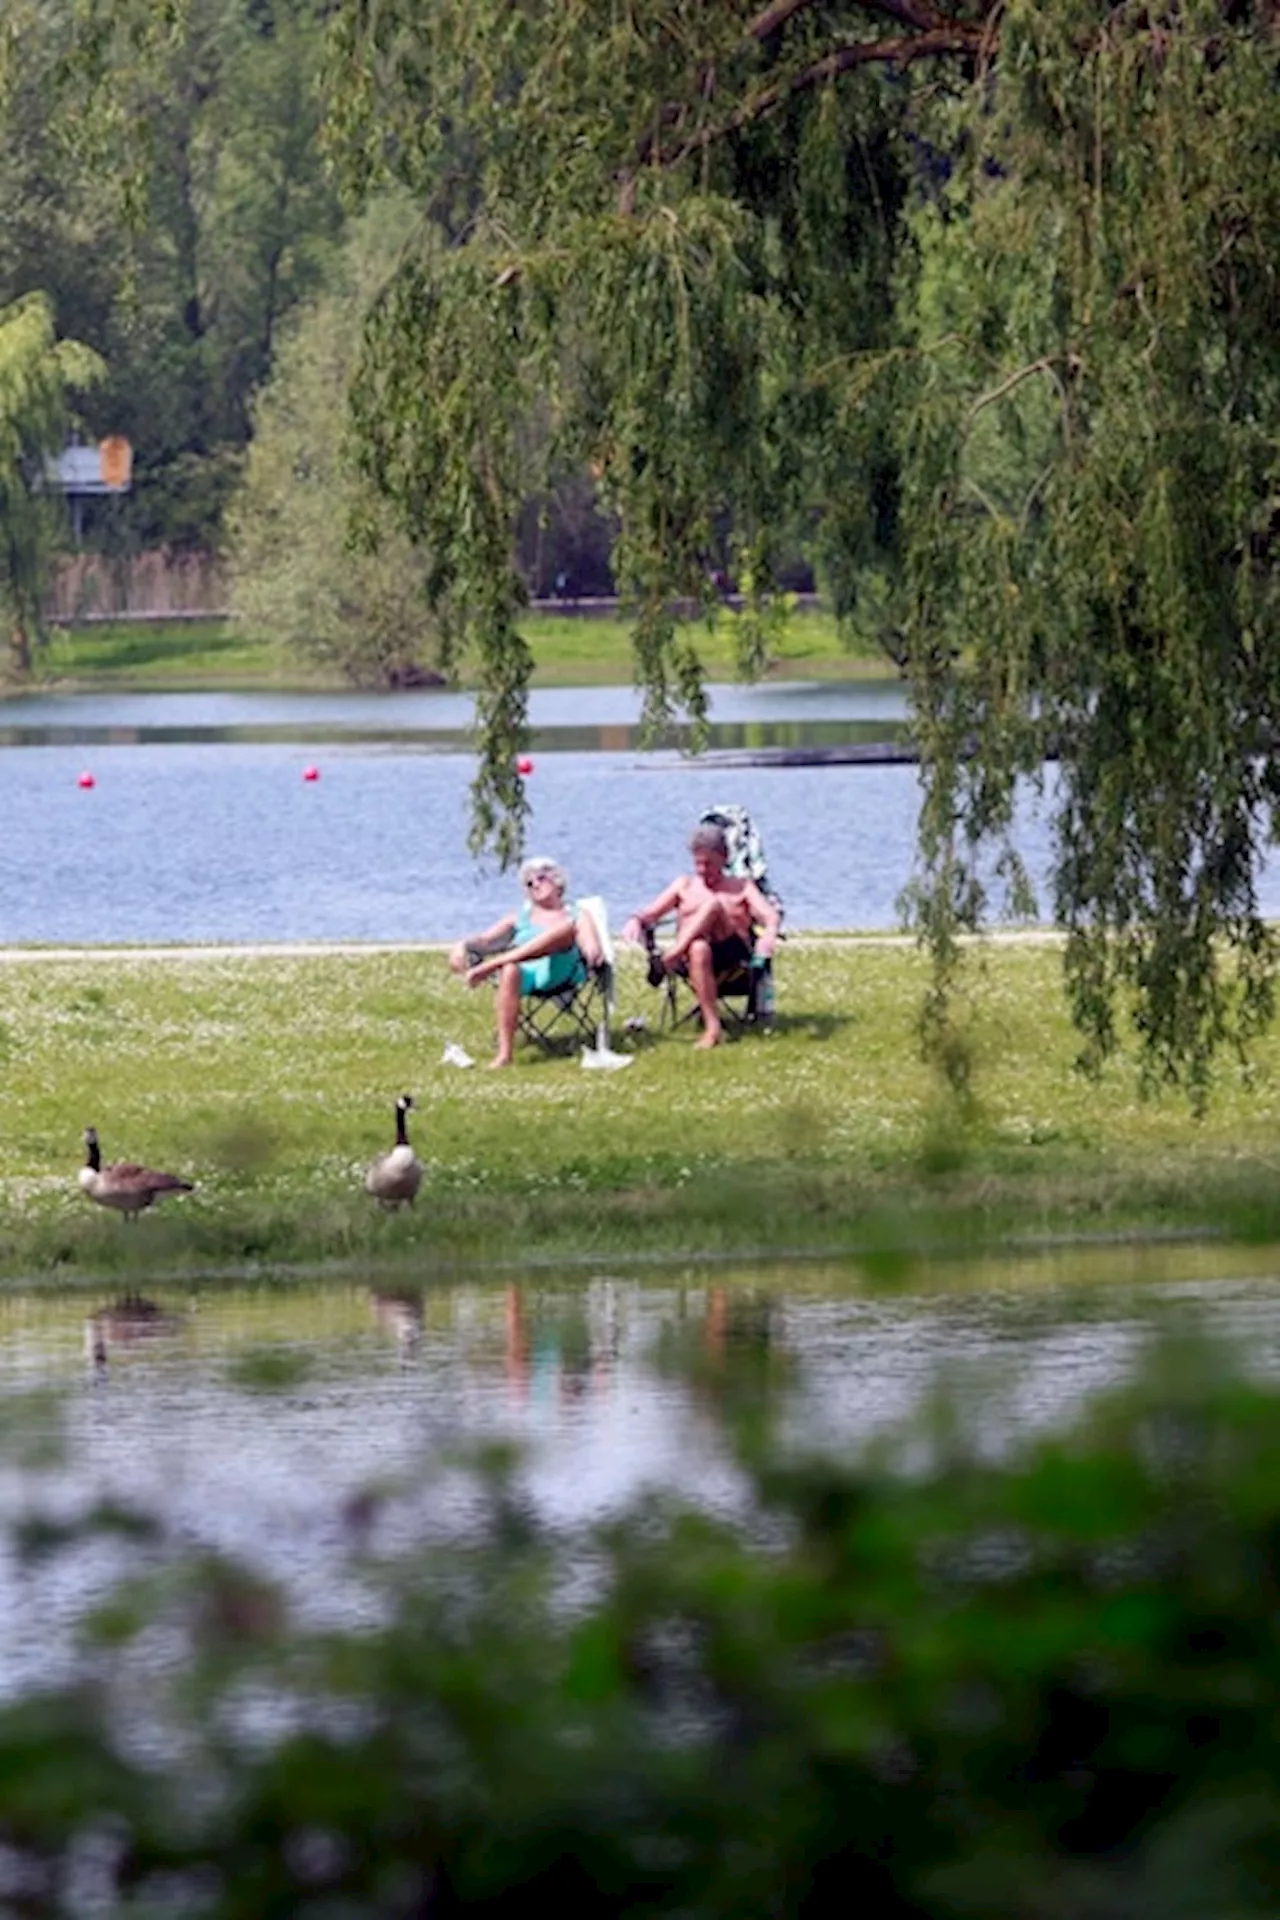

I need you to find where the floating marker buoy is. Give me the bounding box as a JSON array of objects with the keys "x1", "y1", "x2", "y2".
[
  {"x1": 77, "y1": 770, "x2": 95, "y2": 789},
  {"x1": 302, "y1": 765, "x2": 320, "y2": 782},
  {"x1": 516, "y1": 756, "x2": 534, "y2": 776}
]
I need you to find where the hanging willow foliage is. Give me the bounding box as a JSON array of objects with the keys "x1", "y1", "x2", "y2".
[
  {"x1": 316, "y1": 0, "x2": 1278, "y2": 1094},
  {"x1": 896, "y1": 1, "x2": 1280, "y2": 1101}
]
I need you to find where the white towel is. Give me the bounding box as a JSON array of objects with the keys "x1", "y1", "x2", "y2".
[
  {"x1": 581, "y1": 1045, "x2": 634, "y2": 1072},
  {"x1": 441, "y1": 1041, "x2": 476, "y2": 1069}
]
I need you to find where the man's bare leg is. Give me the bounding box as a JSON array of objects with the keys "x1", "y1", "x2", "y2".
[
  {"x1": 663, "y1": 896, "x2": 730, "y2": 971},
  {"x1": 686, "y1": 939, "x2": 723, "y2": 1049},
  {"x1": 488, "y1": 964, "x2": 521, "y2": 1068}
]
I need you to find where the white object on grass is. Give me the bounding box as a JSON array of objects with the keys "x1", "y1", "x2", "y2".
[
  {"x1": 581, "y1": 1044, "x2": 634, "y2": 1072},
  {"x1": 441, "y1": 1041, "x2": 475, "y2": 1068}
]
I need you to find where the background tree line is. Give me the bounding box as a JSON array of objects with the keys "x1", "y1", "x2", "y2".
[{"x1": 0, "y1": 0, "x2": 629, "y2": 685}]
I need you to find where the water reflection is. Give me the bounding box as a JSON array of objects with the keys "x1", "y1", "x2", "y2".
[
  {"x1": 503, "y1": 1284, "x2": 619, "y2": 1407},
  {"x1": 369, "y1": 1289, "x2": 424, "y2": 1361},
  {"x1": 0, "y1": 680, "x2": 910, "y2": 736},
  {"x1": 85, "y1": 1294, "x2": 185, "y2": 1373},
  {"x1": 703, "y1": 1282, "x2": 778, "y2": 1359},
  {"x1": 1, "y1": 1257, "x2": 1280, "y2": 1698},
  {"x1": 0, "y1": 717, "x2": 910, "y2": 758}
]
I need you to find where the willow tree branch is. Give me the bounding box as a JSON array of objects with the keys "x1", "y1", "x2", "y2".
[
  {"x1": 645, "y1": 28, "x2": 985, "y2": 181},
  {"x1": 744, "y1": 0, "x2": 823, "y2": 39},
  {"x1": 967, "y1": 356, "x2": 1066, "y2": 418},
  {"x1": 618, "y1": 5, "x2": 991, "y2": 206}
]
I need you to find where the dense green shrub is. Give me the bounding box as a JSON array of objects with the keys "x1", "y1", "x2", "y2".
[{"x1": 5, "y1": 1333, "x2": 1280, "y2": 1915}]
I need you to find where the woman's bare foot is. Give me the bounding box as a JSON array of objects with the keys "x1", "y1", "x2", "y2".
[
  {"x1": 694, "y1": 1025, "x2": 723, "y2": 1050},
  {"x1": 486, "y1": 1054, "x2": 513, "y2": 1070}
]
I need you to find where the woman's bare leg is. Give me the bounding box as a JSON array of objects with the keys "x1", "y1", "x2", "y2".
[{"x1": 489, "y1": 963, "x2": 521, "y2": 1068}]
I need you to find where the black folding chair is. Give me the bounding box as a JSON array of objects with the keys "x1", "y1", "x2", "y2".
[{"x1": 645, "y1": 926, "x2": 775, "y2": 1038}]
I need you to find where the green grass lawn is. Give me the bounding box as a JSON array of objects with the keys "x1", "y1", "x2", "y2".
[
  {"x1": 519, "y1": 607, "x2": 887, "y2": 685},
  {"x1": 34, "y1": 619, "x2": 317, "y2": 690},
  {"x1": 26, "y1": 606, "x2": 888, "y2": 693},
  {"x1": 3, "y1": 939, "x2": 1280, "y2": 1287}
]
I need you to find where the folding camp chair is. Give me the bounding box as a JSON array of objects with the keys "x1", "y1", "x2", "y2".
[
  {"x1": 648, "y1": 927, "x2": 775, "y2": 1037},
  {"x1": 515, "y1": 894, "x2": 616, "y2": 1056}
]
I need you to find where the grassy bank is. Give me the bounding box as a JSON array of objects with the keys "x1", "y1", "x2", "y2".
[
  {"x1": 28, "y1": 606, "x2": 887, "y2": 693},
  {"x1": 35, "y1": 618, "x2": 287, "y2": 689},
  {"x1": 3, "y1": 940, "x2": 1280, "y2": 1286}
]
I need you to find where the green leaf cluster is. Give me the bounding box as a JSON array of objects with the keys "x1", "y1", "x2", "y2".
[
  {"x1": 229, "y1": 194, "x2": 447, "y2": 690},
  {"x1": 0, "y1": 290, "x2": 101, "y2": 671},
  {"x1": 0, "y1": 0, "x2": 344, "y2": 553}
]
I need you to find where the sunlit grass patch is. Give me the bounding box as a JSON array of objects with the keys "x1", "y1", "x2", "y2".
[
  {"x1": 3, "y1": 939, "x2": 1280, "y2": 1282},
  {"x1": 29, "y1": 607, "x2": 890, "y2": 695},
  {"x1": 36, "y1": 621, "x2": 300, "y2": 689}
]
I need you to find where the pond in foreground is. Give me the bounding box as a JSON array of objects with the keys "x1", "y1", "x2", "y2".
[{"x1": 4, "y1": 1247, "x2": 1280, "y2": 1697}]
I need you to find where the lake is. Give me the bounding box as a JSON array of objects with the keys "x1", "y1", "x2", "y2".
[
  {"x1": 2, "y1": 679, "x2": 1045, "y2": 943},
  {"x1": 5, "y1": 1248, "x2": 1280, "y2": 1698}
]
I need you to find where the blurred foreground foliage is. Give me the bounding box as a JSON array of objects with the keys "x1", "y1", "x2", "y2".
[{"x1": 6, "y1": 1331, "x2": 1280, "y2": 1915}]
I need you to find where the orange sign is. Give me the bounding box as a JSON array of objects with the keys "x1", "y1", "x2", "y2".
[{"x1": 98, "y1": 435, "x2": 132, "y2": 490}]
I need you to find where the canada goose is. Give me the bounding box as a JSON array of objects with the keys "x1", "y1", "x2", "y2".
[
  {"x1": 79, "y1": 1127, "x2": 194, "y2": 1220},
  {"x1": 365, "y1": 1094, "x2": 423, "y2": 1208}
]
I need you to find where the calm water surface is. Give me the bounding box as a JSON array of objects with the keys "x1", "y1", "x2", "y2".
[
  {"x1": 4, "y1": 1252, "x2": 1280, "y2": 1697},
  {"x1": 7, "y1": 680, "x2": 1280, "y2": 943},
  {"x1": 0, "y1": 680, "x2": 1024, "y2": 941},
  {"x1": 0, "y1": 680, "x2": 910, "y2": 736}
]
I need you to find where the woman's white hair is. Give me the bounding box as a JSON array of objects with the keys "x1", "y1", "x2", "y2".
[{"x1": 519, "y1": 854, "x2": 568, "y2": 894}]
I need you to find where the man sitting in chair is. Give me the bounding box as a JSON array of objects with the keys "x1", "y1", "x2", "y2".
[
  {"x1": 622, "y1": 824, "x2": 781, "y2": 1051},
  {"x1": 449, "y1": 856, "x2": 603, "y2": 1069}
]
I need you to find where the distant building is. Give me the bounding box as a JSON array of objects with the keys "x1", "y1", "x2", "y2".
[{"x1": 44, "y1": 436, "x2": 133, "y2": 541}]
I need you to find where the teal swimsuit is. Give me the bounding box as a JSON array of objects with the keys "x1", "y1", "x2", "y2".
[{"x1": 515, "y1": 902, "x2": 589, "y2": 995}]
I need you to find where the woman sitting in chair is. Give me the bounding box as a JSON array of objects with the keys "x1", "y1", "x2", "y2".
[{"x1": 449, "y1": 857, "x2": 603, "y2": 1069}]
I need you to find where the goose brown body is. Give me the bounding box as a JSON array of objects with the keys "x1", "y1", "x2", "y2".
[
  {"x1": 79, "y1": 1128, "x2": 194, "y2": 1218},
  {"x1": 365, "y1": 1094, "x2": 423, "y2": 1208}
]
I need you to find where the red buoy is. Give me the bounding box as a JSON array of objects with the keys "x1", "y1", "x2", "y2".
[
  {"x1": 516, "y1": 756, "x2": 534, "y2": 776},
  {"x1": 77, "y1": 770, "x2": 95, "y2": 789},
  {"x1": 302, "y1": 764, "x2": 320, "y2": 782}
]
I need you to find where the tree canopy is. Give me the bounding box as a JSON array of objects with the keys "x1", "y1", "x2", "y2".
[
  {"x1": 0, "y1": 292, "x2": 101, "y2": 671},
  {"x1": 0, "y1": 0, "x2": 343, "y2": 552},
  {"x1": 229, "y1": 195, "x2": 448, "y2": 687},
  {"x1": 318, "y1": 0, "x2": 1279, "y2": 1095}
]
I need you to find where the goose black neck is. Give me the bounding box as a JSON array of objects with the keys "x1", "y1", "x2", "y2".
[
  {"x1": 85, "y1": 1135, "x2": 101, "y2": 1171},
  {"x1": 395, "y1": 1106, "x2": 409, "y2": 1147}
]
